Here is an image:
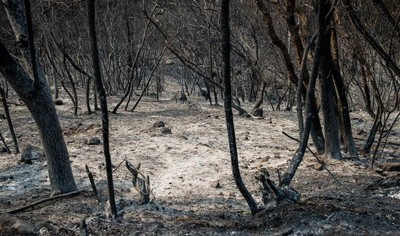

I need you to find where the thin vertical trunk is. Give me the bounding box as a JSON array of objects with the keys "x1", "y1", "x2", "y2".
[
  {"x1": 330, "y1": 25, "x2": 358, "y2": 158},
  {"x1": 205, "y1": 82, "x2": 213, "y2": 105},
  {"x1": 213, "y1": 86, "x2": 218, "y2": 105},
  {"x1": 93, "y1": 82, "x2": 99, "y2": 110},
  {"x1": 360, "y1": 66, "x2": 374, "y2": 118},
  {"x1": 87, "y1": 0, "x2": 117, "y2": 216},
  {"x1": 112, "y1": 12, "x2": 134, "y2": 113},
  {"x1": 251, "y1": 80, "x2": 266, "y2": 113},
  {"x1": 208, "y1": 19, "x2": 215, "y2": 106},
  {"x1": 221, "y1": 0, "x2": 258, "y2": 215},
  {"x1": 62, "y1": 56, "x2": 78, "y2": 116},
  {"x1": 85, "y1": 77, "x2": 92, "y2": 114}
]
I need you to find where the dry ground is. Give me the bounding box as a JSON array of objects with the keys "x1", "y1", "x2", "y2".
[{"x1": 0, "y1": 84, "x2": 400, "y2": 235}]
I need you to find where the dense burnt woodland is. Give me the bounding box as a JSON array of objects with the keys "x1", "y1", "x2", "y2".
[{"x1": 0, "y1": 0, "x2": 400, "y2": 235}]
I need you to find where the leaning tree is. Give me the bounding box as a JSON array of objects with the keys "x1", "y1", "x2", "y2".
[{"x1": 0, "y1": 0, "x2": 77, "y2": 193}]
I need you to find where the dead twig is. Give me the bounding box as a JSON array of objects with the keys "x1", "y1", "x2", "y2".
[
  {"x1": 112, "y1": 159, "x2": 126, "y2": 173},
  {"x1": 5, "y1": 189, "x2": 87, "y2": 214},
  {"x1": 85, "y1": 164, "x2": 100, "y2": 203}
]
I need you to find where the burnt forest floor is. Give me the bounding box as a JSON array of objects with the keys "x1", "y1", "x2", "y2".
[{"x1": 1, "y1": 85, "x2": 400, "y2": 235}]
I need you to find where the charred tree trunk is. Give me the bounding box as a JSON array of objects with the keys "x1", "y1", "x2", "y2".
[
  {"x1": 251, "y1": 80, "x2": 266, "y2": 115},
  {"x1": 0, "y1": 41, "x2": 77, "y2": 192},
  {"x1": 62, "y1": 56, "x2": 78, "y2": 116},
  {"x1": 318, "y1": 5, "x2": 342, "y2": 160},
  {"x1": 221, "y1": 0, "x2": 259, "y2": 215},
  {"x1": 1, "y1": 0, "x2": 77, "y2": 193},
  {"x1": 359, "y1": 66, "x2": 374, "y2": 118},
  {"x1": 213, "y1": 85, "x2": 219, "y2": 105},
  {"x1": 85, "y1": 77, "x2": 92, "y2": 114},
  {"x1": 330, "y1": 25, "x2": 358, "y2": 158},
  {"x1": 87, "y1": 0, "x2": 117, "y2": 216}
]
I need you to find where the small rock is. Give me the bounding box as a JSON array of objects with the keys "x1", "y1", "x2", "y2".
[
  {"x1": 252, "y1": 108, "x2": 263, "y2": 117},
  {"x1": 153, "y1": 121, "x2": 165, "y2": 128},
  {"x1": 20, "y1": 144, "x2": 45, "y2": 164},
  {"x1": 0, "y1": 146, "x2": 8, "y2": 152},
  {"x1": 86, "y1": 137, "x2": 101, "y2": 145},
  {"x1": 148, "y1": 92, "x2": 157, "y2": 98},
  {"x1": 54, "y1": 99, "x2": 64, "y2": 105}
]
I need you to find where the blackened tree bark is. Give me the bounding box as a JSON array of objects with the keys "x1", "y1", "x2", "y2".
[
  {"x1": 85, "y1": 77, "x2": 93, "y2": 114},
  {"x1": 330, "y1": 24, "x2": 358, "y2": 158},
  {"x1": 318, "y1": 2, "x2": 342, "y2": 160},
  {"x1": 251, "y1": 80, "x2": 266, "y2": 115},
  {"x1": 359, "y1": 65, "x2": 374, "y2": 118},
  {"x1": 87, "y1": 0, "x2": 117, "y2": 216},
  {"x1": 1, "y1": 0, "x2": 77, "y2": 193},
  {"x1": 221, "y1": 0, "x2": 259, "y2": 215}
]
